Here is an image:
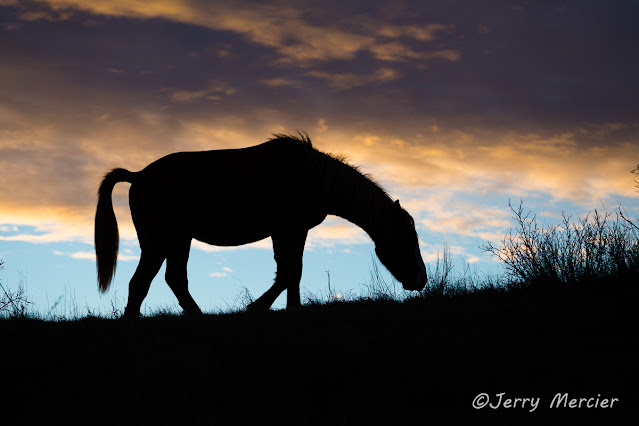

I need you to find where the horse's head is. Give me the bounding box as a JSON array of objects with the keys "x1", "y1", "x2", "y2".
[{"x1": 375, "y1": 200, "x2": 427, "y2": 291}]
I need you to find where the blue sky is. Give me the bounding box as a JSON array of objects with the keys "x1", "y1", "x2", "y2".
[{"x1": 1, "y1": 0, "x2": 638, "y2": 316}]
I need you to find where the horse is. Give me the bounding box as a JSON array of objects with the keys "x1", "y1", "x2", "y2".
[{"x1": 95, "y1": 133, "x2": 427, "y2": 317}]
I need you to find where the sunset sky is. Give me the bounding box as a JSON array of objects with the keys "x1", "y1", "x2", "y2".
[{"x1": 1, "y1": 0, "x2": 638, "y2": 315}]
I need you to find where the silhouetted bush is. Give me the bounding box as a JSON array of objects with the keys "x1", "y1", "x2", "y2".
[
  {"x1": 483, "y1": 201, "x2": 639, "y2": 288},
  {"x1": 0, "y1": 260, "x2": 33, "y2": 318}
]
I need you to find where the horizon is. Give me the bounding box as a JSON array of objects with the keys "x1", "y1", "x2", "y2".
[{"x1": 1, "y1": 0, "x2": 638, "y2": 316}]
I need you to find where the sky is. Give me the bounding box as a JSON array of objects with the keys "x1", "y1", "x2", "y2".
[{"x1": 1, "y1": 0, "x2": 638, "y2": 316}]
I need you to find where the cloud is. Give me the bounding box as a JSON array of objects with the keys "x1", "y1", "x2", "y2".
[
  {"x1": 419, "y1": 243, "x2": 482, "y2": 265},
  {"x1": 170, "y1": 89, "x2": 210, "y2": 103},
  {"x1": 307, "y1": 218, "x2": 370, "y2": 248},
  {"x1": 408, "y1": 194, "x2": 512, "y2": 243},
  {"x1": 20, "y1": 9, "x2": 72, "y2": 21},
  {"x1": 14, "y1": 0, "x2": 458, "y2": 66},
  {"x1": 306, "y1": 68, "x2": 400, "y2": 90},
  {"x1": 370, "y1": 43, "x2": 460, "y2": 62},
  {"x1": 52, "y1": 250, "x2": 138, "y2": 261},
  {"x1": 260, "y1": 78, "x2": 303, "y2": 88},
  {"x1": 0, "y1": 207, "x2": 96, "y2": 245},
  {"x1": 168, "y1": 81, "x2": 236, "y2": 103},
  {"x1": 377, "y1": 24, "x2": 454, "y2": 42},
  {"x1": 209, "y1": 266, "x2": 233, "y2": 278},
  {"x1": 330, "y1": 127, "x2": 639, "y2": 204}
]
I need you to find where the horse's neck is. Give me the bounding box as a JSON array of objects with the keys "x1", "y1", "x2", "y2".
[{"x1": 327, "y1": 175, "x2": 391, "y2": 245}]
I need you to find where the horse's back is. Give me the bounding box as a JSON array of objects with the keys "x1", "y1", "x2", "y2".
[
  {"x1": 129, "y1": 139, "x2": 328, "y2": 245},
  {"x1": 137, "y1": 139, "x2": 319, "y2": 198}
]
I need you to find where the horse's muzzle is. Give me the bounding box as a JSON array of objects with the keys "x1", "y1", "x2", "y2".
[
  {"x1": 404, "y1": 270, "x2": 427, "y2": 292},
  {"x1": 416, "y1": 265, "x2": 428, "y2": 290}
]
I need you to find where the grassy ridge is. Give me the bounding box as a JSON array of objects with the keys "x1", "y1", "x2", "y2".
[{"x1": 1, "y1": 282, "x2": 635, "y2": 425}]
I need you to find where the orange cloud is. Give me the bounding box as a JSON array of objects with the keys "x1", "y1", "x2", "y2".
[
  {"x1": 20, "y1": 0, "x2": 458, "y2": 65},
  {"x1": 322, "y1": 128, "x2": 639, "y2": 204},
  {"x1": 378, "y1": 24, "x2": 454, "y2": 41},
  {"x1": 307, "y1": 217, "x2": 370, "y2": 248},
  {"x1": 370, "y1": 42, "x2": 460, "y2": 62}
]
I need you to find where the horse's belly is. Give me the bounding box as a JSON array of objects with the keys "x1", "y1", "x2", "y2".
[
  {"x1": 190, "y1": 218, "x2": 272, "y2": 247},
  {"x1": 192, "y1": 229, "x2": 270, "y2": 247}
]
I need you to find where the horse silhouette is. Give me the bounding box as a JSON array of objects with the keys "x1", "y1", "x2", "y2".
[{"x1": 95, "y1": 133, "x2": 427, "y2": 317}]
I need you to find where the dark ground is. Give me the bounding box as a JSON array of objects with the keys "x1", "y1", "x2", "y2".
[{"x1": 1, "y1": 284, "x2": 636, "y2": 425}]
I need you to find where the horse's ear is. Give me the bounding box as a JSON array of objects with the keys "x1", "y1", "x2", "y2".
[{"x1": 393, "y1": 200, "x2": 402, "y2": 216}]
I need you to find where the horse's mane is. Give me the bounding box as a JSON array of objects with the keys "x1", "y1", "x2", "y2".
[
  {"x1": 268, "y1": 132, "x2": 392, "y2": 202},
  {"x1": 269, "y1": 131, "x2": 313, "y2": 147}
]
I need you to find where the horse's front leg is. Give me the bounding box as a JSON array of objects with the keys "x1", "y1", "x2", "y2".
[{"x1": 246, "y1": 230, "x2": 307, "y2": 312}]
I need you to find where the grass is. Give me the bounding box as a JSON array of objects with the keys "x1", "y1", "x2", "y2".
[
  {"x1": 2, "y1": 282, "x2": 633, "y2": 424},
  {"x1": 1, "y1": 203, "x2": 637, "y2": 424}
]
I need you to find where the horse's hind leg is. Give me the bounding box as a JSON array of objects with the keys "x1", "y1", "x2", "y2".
[
  {"x1": 165, "y1": 238, "x2": 202, "y2": 316},
  {"x1": 123, "y1": 249, "x2": 165, "y2": 318},
  {"x1": 247, "y1": 230, "x2": 307, "y2": 312}
]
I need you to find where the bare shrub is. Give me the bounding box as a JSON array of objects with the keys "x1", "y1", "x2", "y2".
[
  {"x1": 0, "y1": 260, "x2": 33, "y2": 317},
  {"x1": 483, "y1": 201, "x2": 639, "y2": 287}
]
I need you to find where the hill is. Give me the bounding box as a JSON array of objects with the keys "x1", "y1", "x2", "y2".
[{"x1": 1, "y1": 282, "x2": 635, "y2": 425}]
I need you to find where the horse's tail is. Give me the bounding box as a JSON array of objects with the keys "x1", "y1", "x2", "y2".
[{"x1": 95, "y1": 168, "x2": 136, "y2": 293}]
